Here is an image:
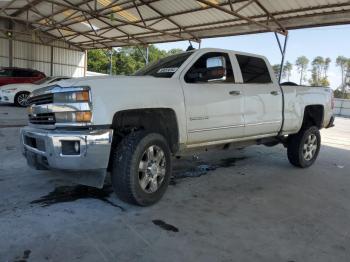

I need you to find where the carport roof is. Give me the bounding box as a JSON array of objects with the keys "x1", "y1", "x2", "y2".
[{"x1": 1, "y1": 0, "x2": 350, "y2": 49}]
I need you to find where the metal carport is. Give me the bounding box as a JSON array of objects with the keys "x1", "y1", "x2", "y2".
[{"x1": 1, "y1": 0, "x2": 350, "y2": 76}]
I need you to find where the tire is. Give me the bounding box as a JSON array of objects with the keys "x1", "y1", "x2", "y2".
[
  {"x1": 287, "y1": 126, "x2": 321, "y2": 168},
  {"x1": 14, "y1": 92, "x2": 30, "y2": 107},
  {"x1": 110, "y1": 131, "x2": 172, "y2": 206}
]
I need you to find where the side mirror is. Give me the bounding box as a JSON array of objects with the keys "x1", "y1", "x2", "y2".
[
  {"x1": 206, "y1": 66, "x2": 225, "y2": 81},
  {"x1": 186, "y1": 66, "x2": 225, "y2": 83}
]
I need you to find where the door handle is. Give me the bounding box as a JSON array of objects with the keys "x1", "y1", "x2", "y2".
[
  {"x1": 229, "y1": 90, "x2": 241, "y2": 96},
  {"x1": 270, "y1": 91, "x2": 279, "y2": 96}
]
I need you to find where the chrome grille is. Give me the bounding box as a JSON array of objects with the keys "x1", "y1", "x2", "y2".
[
  {"x1": 28, "y1": 93, "x2": 54, "y2": 106},
  {"x1": 29, "y1": 113, "x2": 55, "y2": 125}
]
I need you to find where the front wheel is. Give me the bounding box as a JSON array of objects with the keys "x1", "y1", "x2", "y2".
[
  {"x1": 110, "y1": 131, "x2": 172, "y2": 206},
  {"x1": 14, "y1": 92, "x2": 30, "y2": 107},
  {"x1": 287, "y1": 126, "x2": 321, "y2": 168}
]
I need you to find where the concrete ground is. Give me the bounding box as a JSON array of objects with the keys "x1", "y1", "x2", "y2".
[{"x1": 1, "y1": 103, "x2": 350, "y2": 262}]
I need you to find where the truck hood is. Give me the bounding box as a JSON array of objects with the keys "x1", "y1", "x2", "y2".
[{"x1": 57, "y1": 75, "x2": 154, "y2": 88}]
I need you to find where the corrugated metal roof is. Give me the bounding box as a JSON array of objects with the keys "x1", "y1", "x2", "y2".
[{"x1": 0, "y1": 0, "x2": 350, "y2": 49}]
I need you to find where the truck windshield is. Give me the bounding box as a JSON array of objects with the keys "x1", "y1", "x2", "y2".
[{"x1": 134, "y1": 51, "x2": 193, "y2": 78}]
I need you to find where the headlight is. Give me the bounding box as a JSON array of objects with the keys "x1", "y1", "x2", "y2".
[
  {"x1": 54, "y1": 90, "x2": 90, "y2": 103},
  {"x1": 2, "y1": 88, "x2": 17, "y2": 93},
  {"x1": 55, "y1": 111, "x2": 92, "y2": 123}
]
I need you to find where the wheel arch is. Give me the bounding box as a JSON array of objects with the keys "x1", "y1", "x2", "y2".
[
  {"x1": 301, "y1": 104, "x2": 324, "y2": 129},
  {"x1": 14, "y1": 91, "x2": 30, "y2": 106},
  {"x1": 110, "y1": 108, "x2": 180, "y2": 153}
]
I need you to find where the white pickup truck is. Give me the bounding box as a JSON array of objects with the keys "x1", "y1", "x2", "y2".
[{"x1": 21, "y1": 48, "x2": 335, "y2": 206}]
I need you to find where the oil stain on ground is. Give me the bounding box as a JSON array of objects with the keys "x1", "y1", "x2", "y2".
[
  {"x1": 30, "y1": 185, "x2": 125, "y2": 211},
  {"x1": 171, "y1": 156, "x2": 247, "y2": 183},
  {"x1": 14, "y1": 249, "x2": 31, "y2": 262},
  {"x1": 152, "y1": 219, "x2": 179, "y2": 232}
]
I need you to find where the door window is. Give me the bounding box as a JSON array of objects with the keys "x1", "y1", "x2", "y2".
[
  {"x1": 12, "y1": 70, "x2": 34, "y2": 77},
  {"x1": 185, "y1": 52, "x2": 235, "y2": 83},
  {"x1": 0, "y1": 69, "x2": 12, "y2": 76},
  {"x1": 236, "y1": 55, "x2": 272, "y2": 83}
]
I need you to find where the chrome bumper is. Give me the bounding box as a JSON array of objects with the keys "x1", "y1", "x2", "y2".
[{"x1": 20, "y1": 126, "x2": 113, "y2": 187}]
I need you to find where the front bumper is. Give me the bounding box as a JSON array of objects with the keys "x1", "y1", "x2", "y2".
[
  {"x1": 20, "y1": 126, "x2": 113, "y2": 187},
  {"x1": 0, "y1": 91, "x2": 15, "y2": 103}
]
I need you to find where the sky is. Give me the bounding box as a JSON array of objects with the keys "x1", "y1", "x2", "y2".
[{"x1": 155, "y1": 25, "x2": 350, "y2": 90}]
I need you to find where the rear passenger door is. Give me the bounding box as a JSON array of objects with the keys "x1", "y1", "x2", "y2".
[{"x1": 235, "y1": 54, "x2": 283, "y2": 136}]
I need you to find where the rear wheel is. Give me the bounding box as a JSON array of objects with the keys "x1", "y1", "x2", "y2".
[
  {"x1": 287, "y1": 126, "x2": 321, "y2": 168},
  {"x1": 15, "y1": 92, "x2": 30, "y2": 107},
  {"x1": 110, "y1": 131, "x2": 172, "y2": 206}
]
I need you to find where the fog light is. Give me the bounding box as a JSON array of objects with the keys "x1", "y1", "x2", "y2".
[{"x1": 61, "y1": 140, "x2": 80, "y2": 155}]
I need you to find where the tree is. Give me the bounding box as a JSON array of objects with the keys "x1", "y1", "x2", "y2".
[
  {"x1": 336, "y1": 56, "x2": 349, "y2": 97},
  {"x1": 272, "y1": 64, "x2": 281, "y2": 80},
  {"x1": 87, "y1": 49, "x2": 110, "y2": 74},
  {"x1": 324, "y1": 57, "x2": 331, "y2": 78},
  {"x1": 309, "y1": 56, "x2": 330, "y2": 87},
  {"x1": 336, "y1": 56, "x2": 348, "y2": 86},
  {"x1": 295, "y1": 56, "x2": 309, "y2": 85},
  {"x1": 346, "y1": 60, "x2": 350, "y2": 86},
  {"x1": 88, "y1": 45, "x2": 184, "y2": 76},
  {"x1": 282, "y1": 61, "x2": 293, "y2": 81}
]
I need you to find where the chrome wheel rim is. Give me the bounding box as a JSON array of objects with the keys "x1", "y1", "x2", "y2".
[
  {"x1": 138, "y1": 145, "x2": 166, "y2": 194},
  {"x1": 303, "y1": 134, "x2": 317, "y2": 161},
  {"x1": 18, "y1": 93, "x2": 29, "y2": 106}
]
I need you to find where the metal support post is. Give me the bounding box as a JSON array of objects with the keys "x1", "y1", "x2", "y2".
[{"x1": 275, "y1": 32, "x2": 289, "y2": 84}]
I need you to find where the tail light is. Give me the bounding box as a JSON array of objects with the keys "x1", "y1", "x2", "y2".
[{"x1": 331, "y1": 91, "x2": 335, "y2": 109}]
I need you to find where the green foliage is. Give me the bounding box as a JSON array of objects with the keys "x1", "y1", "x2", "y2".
[
  {"x1": 272, "y1": 64, "x2": 281, "y2": 80},
  {"x1": 309, "y1": 56, "x2": 331, "y2": 87},
  {"x1": 282, "y1": 61, "x2": 293, "y2": 81},
  {"x1": 336, "y1": 56, "x2": 350, "y2": 88},
  {"x1": 87, "y1": 49, "x2": 110, "y2": 74},
  {"x1": 87, "y1": 45, "x2": 184, "y2": 75},
  {"x1": 295, "y1": 56, "x2": 309, "y2": 85},
  {"x1": 334, "y1": 89, "x2": 350, "y2": 99}
]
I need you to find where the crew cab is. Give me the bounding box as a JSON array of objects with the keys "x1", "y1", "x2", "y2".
[{"x1": 20, "y1": 48, "x2": 335, "y2": 206}]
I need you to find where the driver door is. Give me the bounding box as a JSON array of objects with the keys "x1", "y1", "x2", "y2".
[{"x1": 181, "y1": 52, "x2": 245, "y2": 145}]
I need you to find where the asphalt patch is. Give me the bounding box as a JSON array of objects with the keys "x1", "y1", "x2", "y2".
[
  {"x1": 152, "y1": 219, "x2": 179, "y2": 232},
  {"x1": 30, "y1": 185, "x2": 125, "y2": 211}
]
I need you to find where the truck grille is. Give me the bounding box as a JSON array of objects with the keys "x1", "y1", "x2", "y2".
[
  {"x1": 29, "y1": 113, "x2": 55, "y2": 125},
  {"x1": 28, "y1": 93, "x2": 54, "y2": 106}
]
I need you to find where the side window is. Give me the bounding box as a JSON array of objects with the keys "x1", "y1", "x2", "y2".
[
  {"x1": 0, "y1": 69, "x2": 12, "y2": 76},
  {"x1": 185, "y1": 52, "x2": 235, "y2": 83},
  {"x1": 13, "y1": 70, "x2": 33, "y2": 77},
  {"x1": 236, "y1": 55, "x2": 272, "y2": 83}
]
